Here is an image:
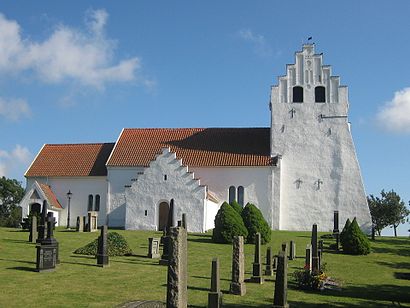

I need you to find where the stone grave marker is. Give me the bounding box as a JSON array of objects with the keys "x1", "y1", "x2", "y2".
[
  {"x1": 208, "y1": 258, "x2": 222, "y2": 308},
  {"x1": 305, "y1": 244, "x2": 312, "y2": 271},
  {"x1": 273, "y1": 251, "x2": 289, "y2": 308},
  {"x1": 36, "y1": 200, "x2": 48, "y2": 243},
  {"x1": 311, "y1": 224, "x2": 319, "y2": 272},
  {"x1": 36, "y1": 212, "x2": 58, "y2": 272},
  {"x1": 273, "y1": 255, "x2": 278, "y2": 271},
  {"x1": 264, "y1": 246, "x2": 273, "y2": 276},
  {"x1": 76, "y1": 216, "x2": 84, "y2": 232},
  {"x1": 181, "y1": 213, "x2": 187, "y2": 230},
  {"x1": 97, "y1": 225, "x2": 109, "y2": 267},
  {"x1": 249, "y1": 232, "x2": 264, "y2": 284},
  {"x1": 148, "y1": 237, "x2": 160, "y2": 258},
  {"x1": 289, "y1": 241, "x2": 296, "y2": 260},
  {"x1": 29, "y1": 215, "x2": 38, "y2": 243},
  {"x1": 166, "y1": 226, "x2": 187, "y2": 308},
  {"x1": 159, "y1": 235, "x2": 170, "y2": 265},
  {"x1": 318, "y1": 240, "x2": 324, "y2": 251},
  {"x1": 229, "y1": 236, "x2": 246, "y2": 296},
  {"x1": 87, "y1": 211, "x2": 98, "y2": 232}
]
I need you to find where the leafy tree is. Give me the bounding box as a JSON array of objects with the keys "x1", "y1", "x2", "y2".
[
  {"x1": 241, "y1": 203, "x2": 271, "y2": 244},
  {"x1": 367, "y1": 194, "x2": 389, "y2": 236},
  {"x1": 0, "y1": 176, "x2": 24, "y2": 227},
  {"x1": 230, "y1": 200, "x2": 243, "y2": 215},
  {"x1": 368, "y1": 190, "x2": 410, "y2": 237},
  {"x1": 341, "y1": 217, "x2": 371, "y2": 255},
  {"x1": 340, "y1": 218, "x2": 351, "y2": 247},
  {"x1": 212, "y1": 202, "x2": 248, "y2": 243}
]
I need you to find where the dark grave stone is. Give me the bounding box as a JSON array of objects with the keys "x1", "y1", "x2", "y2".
[
  {"x1": 177, "y1": 220, "x2": 182, "y2": 227},
  {"x1": 281, "y1": 242, "x2": 288, "y2": 258},
  {"x1": 311, "y1": 224, "x2": 319, "y2": 272},
  {"x1": 273, "y1": 251, "x2": 289, "y2": 308},
  {"x1": 305, "y1": 244, "x2": 312, "y2": 271},
  {"x1": 36, "y1": 212, "x2": 58, "y2": 272},
  {"x1": 166, "y1": 226, "x2": 187, "y2": 308},
  {"x1": 159, "y1": 235, "x2": 170, "y2": 265},
  {"x1": 289, "y1": 241, "x2": 296, "y2": 260},
  {"x1": 273, "y1": 255, "x2": 278, "y2": 271},
  {"x1": 36, "y1": 200, "x2": 47, "y2": 243},
  {"x1": 318, "y1": 240, "x2": 324, "y2": 251},
  {"x1": 264, "y1": 246, "x2": 273, "y2": 276},
  {"x1": 229, "y1": 236, "x2": 246, "y2": 296},
  {"x1": 148, "y1": 237, "x2": 160, "y2": 258},
  {"x1": 82, "y1": 216, "x2": 87, "y2": 232},
  {"x1": 29, "y1": 215, "x2": 38, "y2": 243},
  {"x1": 208, "y1": 258, "x2": 222, "y2": 308},
  {"x1": 97, "y1": 225, "x2": 109, "y2": 267},
  {"x1": 318, "y1": 249, "x2": 322, "y2": 271},
  {"x1": 249, "y1": 232, "x2": 264, "y2": 284},
  {"x1": 166, "y1": 199, "x2": 175, "y2": 235},
  {"x1": 333, "y1": 211, "x2": 339, "y2": 233},
  {"x1": 181, "y1": 213, "x2": 187, "y2": 230}
]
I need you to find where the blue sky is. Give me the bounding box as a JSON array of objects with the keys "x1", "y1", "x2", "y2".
[{"x1": 0, "y1": 1, "x2": 409, "y2": 235}]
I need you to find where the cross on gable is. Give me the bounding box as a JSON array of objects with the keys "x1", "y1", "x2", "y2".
[
  {"x1": 316, "y1": 179, "x2": 323, "y2": 190},
  {"x1": 295, "y1": 178, "x2": 303, "y2": 189},
  {"x1": 289, "y1": 108, "x2": 296, "y2": 118}
]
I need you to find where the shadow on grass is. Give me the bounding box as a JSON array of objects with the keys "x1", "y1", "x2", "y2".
[
  {"x1": 2, "y1": 238, "x2": 30, "y2": 244},
  {"x1": 0, "y1": 258, "x2": 35, "y2": 265},
  {"x1": 377, "y1": 261, "x2": 410, "y2": 270},
  {"x1": 7, "y1": 266, "x2": 37, "y2": 272},
  {"x1": 394, "y1": 272, "x2": 410, "y2": 280},
  {"x1": 187, "y1": 237, "x2": 214, "y2": 244},
  {"x1": 62, "y1": 260, "x2": 99, "y2": 267},
  {"x1": 372, "y1": 246, "x2": 410, "y2": 257}
]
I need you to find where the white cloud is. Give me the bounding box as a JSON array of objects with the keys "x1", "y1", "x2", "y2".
[
  {"x1": 0, "y1": 145, "x2": 32, "y2": 179},
  {"x1": 0, "y1": 97, "x2": 31, "y2": 121},
  {"x1": 0, "y1": 9, "x2": 146, "y2": 88},
  {"x1": 237, "y1": 29, "x2": 272, "y2": 57},
  {"x1": 377, "y1": 87, "x2": 410, "y2": 133}
]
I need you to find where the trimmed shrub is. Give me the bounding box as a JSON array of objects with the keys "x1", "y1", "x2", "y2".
[
  {"x1": 241, "y1": 203, "x2": 271, "y2": 244},
  {"x1": 74, "y1": 232, "x2": 133, "y2": 256},
  {"x1": 340, "y1": 218, "x2": 351, "y2": 247},
  {"x1": 212, "y1": 202, "x2": 248, "y2": 243},
  {"x1": 341, "y1": 218, "x2": 371, "y2": 255},
  {"x1": 230, "y1": 200, "x2": 243, "y2": 215}
]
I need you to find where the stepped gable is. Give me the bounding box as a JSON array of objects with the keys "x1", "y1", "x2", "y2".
[
  {"x1": 107, "y1": 128, "x2": 275, "y2": 167},
  {"x1": 26, "y1": 143, "x2": 115, "y2": 177}
]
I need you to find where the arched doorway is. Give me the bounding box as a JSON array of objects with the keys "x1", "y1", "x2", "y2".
[
  {"x1": 30, "y1": 203, "x2": 41, "y2": 214},
  {"x1": 158, "y1": 201, "x2": 169, "y2": 231}
]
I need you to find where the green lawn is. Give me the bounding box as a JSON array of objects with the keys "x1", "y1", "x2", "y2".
[{"x1": 0, "y1": 227, "x2": 409, "y2": 307}]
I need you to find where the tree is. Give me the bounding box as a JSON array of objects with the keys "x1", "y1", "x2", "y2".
[
  {"x1": 0, "y1": 176, "x2": 24, "y2": 227},
  {"x1": 368, "y1": 190, "x2": 410, "y2": 237},
  {"x1": 241, "y1": 203, "x2": 271, "y2": 244},
  {"x1": 341, "y1": 217, "x2": 371, "y2": 255},
  {"x1": 367, "y1": 194, "x2": 389, "y2": 236},
  {"x1": 212, "y1": 202, "x2": 248, "y2": 243}
]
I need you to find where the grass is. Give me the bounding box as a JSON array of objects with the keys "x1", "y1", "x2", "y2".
[{"x1": 0, "y1": 227, "x2": 409, "y2": 307}]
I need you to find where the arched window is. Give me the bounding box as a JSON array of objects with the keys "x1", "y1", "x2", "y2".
[
  {"x1": 315, "y1": 86, "x2": 326, "y2": 102},
  {"x1": 88, "y1": 195, "x2": 93, "y2": 212},
  {"x1": 237, "y1": 186, "x2": 244, "y2": 206},
  {"x1": 293, "y1": 86, "x2": 303, "y2": 103},
  {"x1": 95, "y1": 195, "x2": 100, "y2": 211},
  {"x1": 228, "y1": 186, "x2": 236, "y2": 204}
]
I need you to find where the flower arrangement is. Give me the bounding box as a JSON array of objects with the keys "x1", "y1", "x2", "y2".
[{"x1": 292, "y1": 262, "x2": 340, "y2": 291}]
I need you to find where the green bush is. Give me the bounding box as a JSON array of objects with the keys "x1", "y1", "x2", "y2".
[
  {"x1": 241, "y1": 203, "x2": 271, "y2": 244},
  {"x1": 230, "y1": 200, "x2": 243, "y2": 214},
  {"x1": 74, "y1": 231, "x2": 133, "y2": 256},
  {"x1": 340, "y1": 218, "x2": 351, "y2": 247},
  {"x1": 212, "y1": 202, "x2": 248, "y2": 243},
  {"x1": 21, "y1": 211, "x2": 40, "y2": 230},
  {"x1": 341, "y1": 218, "x2": 371, "y2": 255}
]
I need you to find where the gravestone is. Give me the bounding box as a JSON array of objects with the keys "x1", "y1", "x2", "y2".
[
  {"x1": 333, "y1": 211, "x2": 340, "y2": 250},
  {"x1": 97, "y1": 225, "x2": 109, "y2": 267},
  {"x1": 229, "y1": 236, "x2": 246, "y2": 296},
  {"x1": 311, "y1": 224, "x2": 319, "y2": 272},
  {"x1": 166, "y1": 226, "x2": 187, "y2": 308},
  {"x1": 289, "y1": 241, "x2": 296, "y2": 260},
  {"x1": 249, "y1": 232, "x2": 264, "y2": 284},
  {"x1": 264, "y1": 246, "x2": 273, "y2": 276},
  {"x1": 318, "y1": 240, "x2": 324, "y2": 251},
  {"x1": 76, "y1": 216, "x2": 84, "y2": 232},
  {"x1": 318, "y1": 249, "x2": 322, "y2": 271},
  {"x1": 273, "y1": 255, "x2": 278, "y2": 271},
  {"x1": 36, "y1": 212, "x2": 58, "y2": 272},
  {"x1": 29, "y1": 215, "x2": 38, "y2": 243},
  {"x1": 166, "y1": 199, "x2": 175, "y2": 235},
  {"x1": 87, "y1": 211, "x2": 98, "y2": 232},
  {"x1": 273, "y1": 251, "x2": 289, "y2": 308},
  {"x1": 181, "y1": 213, "x2": 187, "y2": 230},
  {"x1": 148, "y1": 237, "x2": 161, "y2": 258},
  {"x1": 159, "y1": 236, "x2": 170, "y2": 265},
  {"x1": 36, "y1": 200, "x2": 48, "y2": 243},
  {"x1": 208, "y1": 258, "x2": 222, "y2": 308},
  {"x1": 305, "y1": 244, "x2": 312, "y2": 271}
]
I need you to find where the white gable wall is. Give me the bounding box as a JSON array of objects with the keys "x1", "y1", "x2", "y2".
[
  {"x1": 124, "y1": 148, "x2": 207, "y2": 232},
  {"x1": 25, "y1": 176, "x2": 108, "y2": 227}
]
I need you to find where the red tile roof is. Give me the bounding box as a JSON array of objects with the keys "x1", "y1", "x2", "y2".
[
  {"x1": 26, "y1": 143, "x2": 115, "y2": 177},
  {"x1": 107, "y1": 128, "x2": 274, "y2": 167},
  {"x1": 38, "y1": 183, "x2": 63, "y2": 209}
]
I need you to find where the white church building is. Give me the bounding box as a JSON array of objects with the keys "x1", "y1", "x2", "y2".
[{"x1": 20, "y1": 44, "x2": 372, "y2": 233}]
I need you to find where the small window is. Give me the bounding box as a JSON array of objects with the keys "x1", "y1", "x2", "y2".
[
  {"x1": 315, "y1": 86, "x2": 326, "y2": 103},
  {"x1": 164, "y1": 175, "x2": 167, "y2": 181},
  {"x1": 228, "y1": 186, "x2": 236, "y2": 204},
  {"x1": 293, "y1": 86, "x2": 303, "y2": 103},
  {"x1": 88, "y1": 195, "x2": 93, "y2": 212},
  {"x1": 237, "y1": 186, "x2": 244, "y2": 207},
  {"x1": 145, "y1": 210, "x2": 148, "y2": 216},
  {"x1": 95, "y1": 195, "x2": 100, "y2": 211}
]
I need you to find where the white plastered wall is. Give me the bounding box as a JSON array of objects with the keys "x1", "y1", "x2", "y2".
[{"x1": 270, "y1": 44, "x2": 372, "y2": 232}]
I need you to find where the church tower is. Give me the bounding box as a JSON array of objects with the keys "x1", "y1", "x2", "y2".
[{"x1": 270, "y1": 44, "x2": 371, "y2": 232}]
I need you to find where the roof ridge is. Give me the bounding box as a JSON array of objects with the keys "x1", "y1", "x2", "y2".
[{"x1": 44, "y1": 142, "x2": 115, "y2": 146}]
